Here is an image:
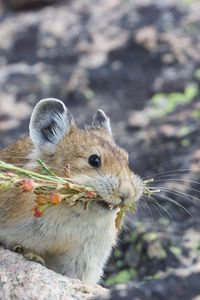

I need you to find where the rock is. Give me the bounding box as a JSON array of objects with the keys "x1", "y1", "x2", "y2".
[
  {"x1": 135, "y1": 26, "x2": 158, "y2": 52},
  {"x1": 100, "y1": 264, "x2": 200, "y2": 300},
  {"x1": 0, "y1": 247, "x2": 107, "y2": 300},
  {"x1": 127, "y1": 109, "x2": 151, "y2": 129},
  {"x1": 3, "y1": 0, "x2": 56, "y2": 10},
  {"x1": 158, "y1": 124, "x2": 178, "y2": 139}
]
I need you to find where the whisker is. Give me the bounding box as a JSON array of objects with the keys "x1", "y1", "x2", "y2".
[
  {"x1": 154, "y1": 186, "x2": 200, "y2": 213},
  {"x1": 185, "y1": 186, "x2": 200, "y2": 195},
  {"x1": 148, "y1": 197, "x2": 163, "y2": 217},
  {"x1": 139, "y1": 197, "x2": 154, "y2": 222},
  {"x1": 144, "y1": 194, "x2": 174, "y2": 223},
  {"x1": 154, "y1": 185, "x2": 200, "y2": 200},
  {"x1": 145, "y1": 168, "x2": 200, "y2": 179},
  {"x1": 144, "y1": 195, "x2": 164, "y2": 218},
  {"x1": 153, "y1": 178, "x2": 200, "y2": 186},
  {"x1": 156, "y1": 185, "x2": 200, "y2": 197},
  {"x1": 156, "y1": 193, "x2": 193, "y2": 217},
  {"x1": 157, "y1": 174, "x2": 200, "y2": 180}
]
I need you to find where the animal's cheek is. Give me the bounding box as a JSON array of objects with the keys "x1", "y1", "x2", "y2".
[{"x1": 132, "y1": 176, "x2": 144, "y2": 201}]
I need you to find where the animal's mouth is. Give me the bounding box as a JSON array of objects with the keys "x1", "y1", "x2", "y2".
[{"x1": 97, "y1": 200, "x2": 119, "y2": 210}]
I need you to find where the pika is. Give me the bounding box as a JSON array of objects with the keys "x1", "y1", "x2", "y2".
[{"x1": 0, "y1": 99, "x2": 143, "y2": 284}]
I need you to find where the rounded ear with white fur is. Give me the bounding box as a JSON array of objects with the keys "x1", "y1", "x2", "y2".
[
  {"x1": 29, "y1": 98, "x2": 74, "y2": 153},
  {"x1": 91, "y1": 109, "x2": 112, "y2": 136}
]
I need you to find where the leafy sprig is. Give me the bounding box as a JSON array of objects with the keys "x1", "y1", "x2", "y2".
[{"x1": 0, "y1": 160, "x2": 159, "y2": 230}]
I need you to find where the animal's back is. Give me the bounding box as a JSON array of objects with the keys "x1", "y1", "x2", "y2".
[
  {"x1": 0, "y1": 137, "x2": 33, "y2": 164},
  {"x1": 0, "y1": 137, "x2": 34, "y2": 226}
]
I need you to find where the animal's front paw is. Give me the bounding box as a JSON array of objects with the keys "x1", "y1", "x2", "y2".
[{"x1": 11, "y1": 244, "x2": 45, "y2": 265}]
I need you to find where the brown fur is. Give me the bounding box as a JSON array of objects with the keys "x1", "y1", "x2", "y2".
[
  {"x1": 0, "y1": 110, "x2": 143, "y2": 285},
  {"x1": 0, "y1": 126, "x2": 131, "y2": 226}
]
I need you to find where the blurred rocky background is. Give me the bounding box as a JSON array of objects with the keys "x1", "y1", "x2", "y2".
[{"x1": 0, "y1": 0, "x2": 200, "y2": 299}]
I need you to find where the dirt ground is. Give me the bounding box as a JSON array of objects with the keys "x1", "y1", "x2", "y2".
[{"x1": 0, "y1": 0, "x2": 200, "y2": 299}]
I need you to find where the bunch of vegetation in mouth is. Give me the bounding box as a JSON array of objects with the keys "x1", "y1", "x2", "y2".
[{"x1": 0, "y1": 160, "x2": 160, "y2": 230}]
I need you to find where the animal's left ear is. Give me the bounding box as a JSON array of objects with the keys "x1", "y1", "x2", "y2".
[
  {"x1": 91, "y1": 109, "x2": 112, "y2": 136},
  {"x1": 29, "y1": 98, "x2": 74, "y2": 154}
]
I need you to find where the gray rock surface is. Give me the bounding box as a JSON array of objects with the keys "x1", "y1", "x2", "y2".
[
  {"x1": 0, "y1": 247, "x2": 107, "y2": 300},
  {"x1": 104, "y1": 264, "x2": 200, "y2": 300},
  {"x1": 3, "y1": 0, "x2": 56, "y2": 10}
]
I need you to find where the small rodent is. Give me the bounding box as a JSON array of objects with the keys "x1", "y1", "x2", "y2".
[{"x1": 0, "y1": 99, "x2": 143, "y2": 284}]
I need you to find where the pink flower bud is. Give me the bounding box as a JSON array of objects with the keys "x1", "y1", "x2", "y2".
[{"x1": 20, "y1": 179, "x2": 35, "y2": 192}]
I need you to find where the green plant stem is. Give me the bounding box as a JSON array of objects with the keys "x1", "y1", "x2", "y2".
[{"x1": 0, "y1": 161, "x2": 66, "y2": 184}]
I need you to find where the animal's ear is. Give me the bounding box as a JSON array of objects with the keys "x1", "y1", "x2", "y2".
[
  {"x1": 29, "y1": 98, "x2": 74, "y2": 153},
  {"x1": 91, "y1": 109, "x2": 112, "y2": 136}
]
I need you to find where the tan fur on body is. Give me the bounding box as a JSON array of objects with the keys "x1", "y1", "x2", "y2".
[{"x1": 0, "y1": 99, "x2": 143, "y2": 284}]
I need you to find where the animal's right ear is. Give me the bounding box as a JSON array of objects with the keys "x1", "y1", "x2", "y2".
[{"x1": 29, "y1": 98, "x2": 74, "y2": 153}]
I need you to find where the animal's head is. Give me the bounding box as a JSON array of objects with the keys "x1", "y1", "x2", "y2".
[{"x1": 29, "y1": 99, "x2": 143, "y2": 212}]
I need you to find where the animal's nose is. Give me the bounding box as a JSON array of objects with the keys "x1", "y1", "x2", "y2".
[
  {"x1": 118, "y1": 174, "x2": 143, "y2": 204},
  {"x1": 119, "y1": 195, "x2": 125, "y2": 202},
  {"x1": 119, "y1": 192, "x2": 129, "y2": 203},
  {"x1": 118, "y1": 179, "x2": 134, "y2": 202}
]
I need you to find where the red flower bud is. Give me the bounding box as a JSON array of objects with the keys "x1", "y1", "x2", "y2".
[
  {"x1": 49, "y1": 192, "x2": 62, "y2": 205},
  {"x1": 35, "y1": 194, "x2": 48, "y2": 206},
  {"x1": 20, "y1": 179, "x2": 35, "y2": 192},
  {"x1": 32, "y1": 206, "x2": 44, "y2": 218},
  {"x1": 85, "y1": 191, "x2": 96, "y2": 198}
]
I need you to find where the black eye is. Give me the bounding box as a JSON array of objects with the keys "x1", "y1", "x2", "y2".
[{"x1": 88, "y1": 154, "x2": 101, "y2": 168}]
